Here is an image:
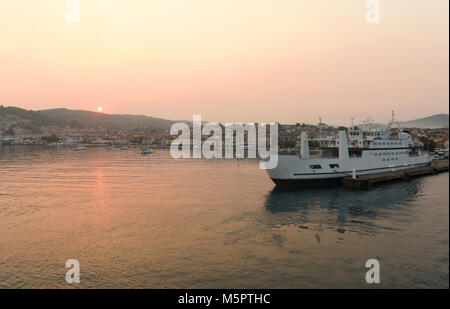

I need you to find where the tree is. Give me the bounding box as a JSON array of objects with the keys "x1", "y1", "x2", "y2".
[
  {"x1": 419, "y1": 136, "x2": 436, "y2": 152},
  {"x1": 41, "y1": 135, "x2": 60, "y2": 143},
  {"x1": 4, "y1": 127, "x2": 15, "y2": 136}
]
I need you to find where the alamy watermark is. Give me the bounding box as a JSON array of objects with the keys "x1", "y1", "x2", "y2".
[
  {"x1": 65, "y1": 259, "x2": 80, "y2": 284},
  {"x1": 63, "y1": 1, "x2": 379, "y2": 25},
  {"x1": 169, "y1": 115, "x2": 279, "y2": 169},
  {"x1": 365, "y1": 259, "x2": 380, "y2": 283},
  {"x1": 66, "y1": 0, "x2": 80, "y2": 24},
  {"x1": 366, "y1": 0, "x2": 380, "y2": 24}
]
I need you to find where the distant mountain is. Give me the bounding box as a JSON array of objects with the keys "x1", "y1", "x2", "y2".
[
  {"x1": 0, "y1": 106, "x2": 183, "y2": 130},
  {"x1": 37, "y1": 108, "x2": 178, "y2": 130},
  {"x1": 353, "y1": 114, "x2": 449, "y2": 129},
  {"x1": 399, "y1": 114, "x2": 449, "y2": 129},
  {"x1": 1, "y1": 106, "x2": 448, "y2": 130},
  {"x1": 0, "y1": 106, "x2": 67, "y2": 127}
]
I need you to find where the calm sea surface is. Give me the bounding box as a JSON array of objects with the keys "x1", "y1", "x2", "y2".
[{"x1": 0, "y1": 145, "x2": 448, "y2": 288}]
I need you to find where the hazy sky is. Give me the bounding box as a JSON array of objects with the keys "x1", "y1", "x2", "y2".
[{"x1": 1, "y1": 0, "x2": 448, "y2": 125}]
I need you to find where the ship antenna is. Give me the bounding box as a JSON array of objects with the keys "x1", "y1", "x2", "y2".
[{"x1": 319, "y1": 117, "x2": 322, "y2": 137}]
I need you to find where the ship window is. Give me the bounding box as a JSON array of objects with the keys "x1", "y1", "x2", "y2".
[
  {"x1": 309, "y1": 164, "x2": 322, "y2": 169},
  {"x1": 329, "y1": 164, "x2": 339, "y2": 168},
  {"x1": 382, "y1": 159, "x2": 385, "y2": 162}
]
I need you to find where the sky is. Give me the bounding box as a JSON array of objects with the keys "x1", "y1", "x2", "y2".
[{"x1": 0, "y1": 0, "x2": 448, "y2": 125}]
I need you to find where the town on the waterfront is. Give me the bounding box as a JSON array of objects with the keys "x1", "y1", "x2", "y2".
[{"x1": 1, "y1": 106, "x2": 448, "y2": 153}]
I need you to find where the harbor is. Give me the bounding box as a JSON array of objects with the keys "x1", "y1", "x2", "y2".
[{"x1": 0, "y1": 146, "x2": 448, "y2": 288}]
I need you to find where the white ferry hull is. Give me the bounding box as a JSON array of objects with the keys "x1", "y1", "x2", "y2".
[{"x1": 265, "y1": 154, "x2": 432, "y2": 188}]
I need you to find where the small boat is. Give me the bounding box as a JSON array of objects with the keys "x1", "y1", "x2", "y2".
[
  {"x1": 120, "y1": 146, "x2": 129, "y2": 150},
  {"x1": 105, "y1": 145, "x2": 114, "y2": 149},
  {"x1": 140, "y1": 149, "x2": 154, "y2": 155},
  {"x1": 73, "y1": 146, "x2": 87, "y2": 151}
]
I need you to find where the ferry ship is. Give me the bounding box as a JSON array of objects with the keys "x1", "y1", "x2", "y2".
[{"x1": 265, "y1": 116, "x2": 433, "y2": 187}]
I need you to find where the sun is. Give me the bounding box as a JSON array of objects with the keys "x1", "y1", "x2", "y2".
[{"x1": 97, "y1": 106, "x2": 103, "y2": 112}]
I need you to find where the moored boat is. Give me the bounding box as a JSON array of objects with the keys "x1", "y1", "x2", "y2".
[
  {"x1": 263, "y1": 114, "x2": 432, "y2": 188},
  {"x1": 73, "y1": 146, "x2": 87, "y2": 151},
  {"x1": 140, "y1": 149, "x2": 154, "y2": 155}
]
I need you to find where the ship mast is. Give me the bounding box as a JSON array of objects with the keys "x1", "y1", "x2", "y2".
[{"x1": 319, "y1": 117, "x2": 322, "y2": 137}]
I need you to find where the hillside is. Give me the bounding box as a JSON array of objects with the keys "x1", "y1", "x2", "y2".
[
  {"x1": 354, "y1": 114, "x2": 449, "y2": 129},
  {"x1": 38, "y1": 108, "x2": 178, "y2": 130},
  {"x1": 399, "y1": 114, "x2": 449, "y2": 129},
  {"x1": 0, "y1": 106, "x2": 68, "y2": 127},
  {"x1": 1, "y1": 106, "x2": 448, "y2": 130},
  {"x1": 1, "y1": 106, "x2": 179, "y2": 130}
]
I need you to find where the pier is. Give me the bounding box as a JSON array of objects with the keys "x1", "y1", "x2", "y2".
[{"x1": 342, "y1": 159, "x2": 449, "y2": 190}]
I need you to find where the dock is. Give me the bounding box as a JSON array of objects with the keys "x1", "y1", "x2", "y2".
[{"x1": 342, "y1": 159, "x2": 449, "y2": 190}]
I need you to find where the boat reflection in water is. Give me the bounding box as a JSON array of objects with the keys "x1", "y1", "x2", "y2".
[
  {"x1": 261, "y1": 176, "x2": 448, "y2": 288},
  {"x1": 264, "y1": 180, "x2": 422, "y2": 236}
]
